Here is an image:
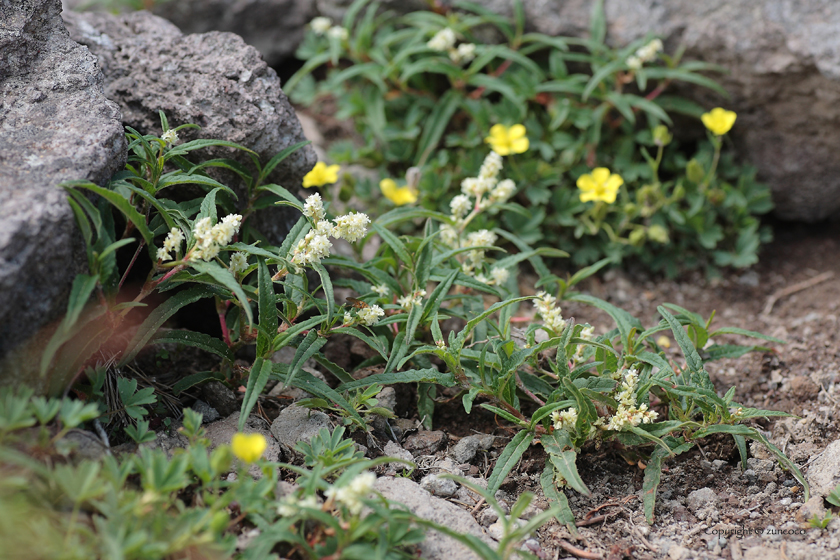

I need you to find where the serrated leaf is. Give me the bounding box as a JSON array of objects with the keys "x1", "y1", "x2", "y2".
[
  {"x1": 487, "y1": 430, "x2": 533, "y2": 494},
  {"x1": 335, "y1": 368, "x2": 454, "y2": 392},
  {"x1": 238, "y1": 357, "x2": 273, "y2": 431},
  {"x1": 549, "y1": 450, "x2": 590, "y2": 496},
  {"x1": 540, "y1": 461, "x2": 578, "y2": 535}
]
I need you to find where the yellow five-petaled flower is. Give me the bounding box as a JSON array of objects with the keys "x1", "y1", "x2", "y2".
[
  {"x1": 700, "y1": 107, "x2": 737, "y2": 136},
  {"x1": 303, "y1": 161, "x2": 341, "y2": 188},
  {"x1": 231, "y1": 432, "x2": 267, "y2": 463},
  {"x1": 380, "y1": 178, "x2": 418, "y2": 206},
  {"x1": 484, "y1": 124, "x2": 529, "y2": 156},
  {"x1": 577, "y1": 168, "x2": 624, "y2": 204}
]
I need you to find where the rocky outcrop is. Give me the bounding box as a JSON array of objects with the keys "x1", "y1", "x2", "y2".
[
  {"x1": 63, "y1": 9, "x2": 317, "y2": 242},
  {"x1": 0, "y1": 0, "x2": 126, "y2": 369}
]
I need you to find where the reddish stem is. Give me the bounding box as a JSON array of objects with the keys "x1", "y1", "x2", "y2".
[
  {"x1": 119, "y1": 242, "x2": 145, "y2": 290},
  {"x1": 468, "y1": 59, "x2": 513, "y2": 99}
]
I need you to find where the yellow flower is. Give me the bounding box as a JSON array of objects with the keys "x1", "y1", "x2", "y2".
[
  {"x1": 656, "y1": 335, "x2": 671, "y2": 349},
  {"x1": 380, "y1": 178, "x2": 418, "y2": 206},
  {"x1": 577, "y1": 168, "x2": 624, "y2": 203},
  {"x1": 231, "y1": 432, "x2": 267, "y2": 463},
  {"x1": 302, "y1": 161, "x2": 341, "y2": 188},
  {"x1": 484, "y1": 124, "x2": 529, "y2": 155},
  {"x1": 700, "y1": 108, "x2": 737, "y2": 136}
]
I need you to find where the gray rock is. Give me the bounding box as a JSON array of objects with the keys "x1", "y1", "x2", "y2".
[
  {"x1": 806, "y1": 439, "x2": 840, "y2": 498},
  {"x1": 383, "y1": 441, "x2": 414, "y2": 473},
  {"x1": 686, "y1": 487, "x2": 718, "y2": 513},
  {"x1": 204, "y1": 412, "x2": 281, "y2": 478},
  {"x1": 449, "y1": 434, "x2": 495, "y2": 463},
  {"x1": 0, "y1": 0, "x2": 125, "y2": 376},
  {"x1": 404, "y1": 430, "x2": 447, "y2": 454},
  {"x1": 199, "y1": 380, "x2": 239, "y2": 417},
  {"x1": 420, "y1": 474, "x2": 459, "y2": 498},
  {"x1": 374, "y1": 477, "x2": 497, "y2": 560},
  {"x1": 270, "y1": 404, "x2": 331, "y2": 453},
  {"x1": 191, "y1": 399, "x2": 220, "y2": 424},
  {"x1": 147, "y1": 0, "x2": 316, "y2": 68},
  {"x1": 62, "y1": 9, "x2": 317, "y2": 245}
]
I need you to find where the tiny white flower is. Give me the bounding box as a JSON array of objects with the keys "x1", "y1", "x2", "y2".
[
  {"x1": 490, "y1": 179, "x2": 515, "y2": 203},
  {"x1": 327, "y1": 26, "x2": 349, "y2": 41},
  {"x1": 490, "y1": 267, "x2": 509, "y2": 285},
  {"x1": 626, "y1": 55, "x2": 642, "y2": 70},
  {"x1": 333, "y1": 212, "x2": 370, "y2": 243},
  {"x1": 357, "y1": 304, "x2": 385, "y2": 326},
  {"x1": 449, "y1": 194, "x2": 472, "y2": 219},
  {"x1": 157, "y1": 247, "x2": 171, "y2": 261},
  {"x1": 310, "y1": 16, "x2": 332, "y2": 35},
  {"x1": 372, "y1": 284, "x2": 390, "y2": 298},
  {"x1": 229, "y1": 251, "x2": 248, "y2": 274},
  {"x1": 344, "y1": 311, "x2": 354, "y2": 325},
  {"x1": 161, "y1": 129, "x2": 179, "y2": 145},
  {"x1": 303, "y1": 193, "x2": 326, "y2": 222},
  {"x1": 479, "y1": 151, "x2": 503, "y2": 180},
  {"x1": 450, "y1": 42, "x2": 476, "y2": 64},
  {"x1": 427, "y1": 27, "x2": 456, "y2": 52}
]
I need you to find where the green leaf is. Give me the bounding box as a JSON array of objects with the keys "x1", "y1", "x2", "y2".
[
  {"x1": 171, "y1": 371, "x2": 224, "y2": 395},
  {"x1": 63, "y1": 182, "x2": 155, "y2": 250},
  {"x1": 335, "y1": 368, "x2": 454, "y2": 392},
  {"x1": 658, "y1": 306, "x2": 704, "y2": 378},
  {"x1": 540, "y1": 461, "x2": 578, "y2": 535},
  {"x1": 190, "y1": 260, "x2": 254, "y2": 327},
  {"x1": 708, "y1": 327, "x2": 786, "y2": 345},
  {"x1": 257, "y1": 141, "x2": 311, "y2": 185},
  {"x1": 549, "y1": 450, "x2": 590, "y2": 496},
  {"x1": 273, "y1": 366, "x2": 364, "y2": 427},
  {"x1": 487, "y1": 430, "x2": 533, "y2": 494},
  {"x1": 238, "y1": 357, "x2": 273, "y2": 431},
  {"x1": 152, "y1": 329, "x2": 233, "y2": 362},
  {"x1": 415, "y1": 89, "x2": 461, "y2": 164},
  {"x1": 567, "y1": 294, "x2": 642, "y2": 350},
  {"x1": 480, "y1": 404, "x2": 525, "y2": 428},
  {"x1": 372, "y1": 223, "x2": 412, "y2": 266},
  {"x1": 257, "y1": 259, "x2": 278, "y2": 358}
]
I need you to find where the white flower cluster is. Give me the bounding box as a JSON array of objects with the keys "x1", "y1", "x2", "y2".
[
  {"x1": 626, "y1": 38, "x2": 663, "y2": 70},
  {"x1": 325, "y1": 472, "x2": 376, "y2": 515},
  {"x1": 345, "y1": 304, "x2": 385, "y2": 327},
  {"x1": 449, "y1": 42, "x2": 476, "y2": 64},
  {"x1": 398, "y1": 289, "x2": 426, "y2": 310},
  {"x1": 551, "y1": 408, "x2": 578, "y2": 432},
  {"x1": 156, "y1": 227, "x2": 185, "y2": 262},
  {"x1": 292, "y1": 194, "x2": 371, "y2": 271},
  {"x1": 533, "y1": 291, "x2": 566, "y2": 333},
  {"x1": 229, "y1": 251, "x2": 249, "y2": 275},
  {"x1": 427, "y1": 28, "x2": 476, "y2": 65},
  {"x1": 606, "y1": 367, "x2": 658, "y2": 431},
  {"x1": 310, "y1": 16, "x2": 348, "y2": 40},
  {"x1": 190, "y1": 214, "x2": 242, "y2": 262},
  {"x1": 277, "y1": 494, "x2": 320, "y2": 517},
  {"x1": 161, "y1": 129, "x2": 179, "y2": 145},
  {"x1": 571, "y1": 325, "x2": 595, "y2": 364}
]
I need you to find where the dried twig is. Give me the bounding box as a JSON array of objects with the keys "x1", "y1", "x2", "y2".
[
  {"x1": 762, "y1": 271, "x2": 834, "y2": 316},
  {"x1": 558, "y1": 540, "x2": 602, "y2": 560}
]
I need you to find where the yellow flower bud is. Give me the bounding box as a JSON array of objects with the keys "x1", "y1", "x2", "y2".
[
  {"x1": 652, "y1": 125, "x2": 672, "y2": 147},
  {"x1": 686, "y1": 159, "x2": 705, "y2": 184},
  {"x1": 231, "y1": 432, "x2": 267, "y2": 463},
  {"x1": 647, "y1": 224, "x2": 669, "y2": 244}
]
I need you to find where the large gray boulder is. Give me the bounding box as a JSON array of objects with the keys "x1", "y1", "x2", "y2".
[
  {"x1": 0, "y1": 0, "x2": 126, "y2": 371},
  {"x1": 151, "y1": 0, "x2": 317, "y2": 69},
  {"x1": 62, "y1": 9, "x2": 318, "y2": 243}
]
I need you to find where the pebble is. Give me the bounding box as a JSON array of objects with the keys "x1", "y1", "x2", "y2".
[
  {"x1": 420, "y1": 474, "x2": 459, "y2": 497},
  {"x1": 449, "y1": 434, "x2": 495, "y2": 463}
]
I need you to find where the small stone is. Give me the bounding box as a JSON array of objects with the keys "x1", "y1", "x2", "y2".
[
  {"x1": 687, "y1": 487, "x2": 718, "y2": 513},
  {"x1": 780, "y1": 498, "x2": 792, "y2": 506},
  {"x1": 789, "y1": 375, "x2": 820, "y2": 398},
  {"x1": 477, "y1": 508, "x2": 499, "y2": 527},
  {"x1": 269, "y1": 405, "x2": 331, "y2": 455},
  {"x1": 191, "y1": 399, "x2": 220, "y2": 423},
  {"x1": 376, "y1": 387, "x2": 397, "y2": 412},
  {"x1": 806, "y1": 440, "x2": 840, "y2": 497},
  {"x1": 712, "y1": 459, "x2": 728, "y2": 472},
  {"x1": 404, "y1": 430, "x2": 447, "y2": 454},
  {"x1": 420, "y1": 474, "x2": 458, "y2": 497},
  {"x1": 449, "y1": 434, "x2": 495, "y2": 463},
  {"x1": 199, "y1": 381, "x2": 239, "y2": 417},
  {"x1": 383, "y1": 441, "x2": 414, "y2": 472}
]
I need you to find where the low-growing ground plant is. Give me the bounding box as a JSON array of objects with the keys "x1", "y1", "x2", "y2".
[{"x1": 289, "y1": 0, "x2": 772, "y2": 275}]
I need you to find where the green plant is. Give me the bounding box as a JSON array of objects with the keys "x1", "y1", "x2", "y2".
[
  {"x1": 289, "y1": 0, "x2": 772, "y2": 275},
  {"x1": 827, "y1": 483, "x2": 840, "y2": 508},
  {"x1": 809, "y1": 512, "x2": 835, "y2": 530}
]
